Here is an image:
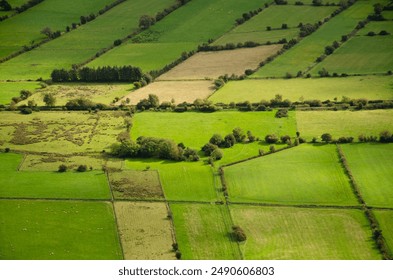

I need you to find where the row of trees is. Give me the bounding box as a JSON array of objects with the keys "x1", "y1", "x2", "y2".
[
  {"x1": 0, "y1": 0, "x2": 11, "y2": 11},
  {"x1": 51, "y1": 66, "x2": 143, "y2": 82},
  {"x1": 317, "y1": 131, "x2": 393, "y2": 144}
]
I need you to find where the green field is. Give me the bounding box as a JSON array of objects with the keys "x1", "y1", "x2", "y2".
[
  {"x1": 373, "y1": 210, "x2": 393, "y2": 254},
  {"x1": 210, "y1": 75, "x2": 393, "y2": 103},
  {"x1": 311, "y1": 36, "x2": 393, "y2": 75},
  {"x1": 230, "y1": 205, "x2": 381, "y2": 259},
  {"x1": 252, "y1": 0, "x2": 378, "y2": 77},
  {"x1": 0, "y1": 81, "x2": 41, "y2": 105},
  {"x1": 0, "y1": 0, "x2": 114, "y2": 59},
  {"x1": 170, "y1": 204, "x2": 240, "y2": 259},
  {"x1": 297, "y1": 109, "x2": 393, "y2": 140},
  {"x1": 358, "y1": 21, "x2": 393, "y2": 36},
  {"x1": 225, "y1": 144, "x2": 358, "y2": 206},
  {"x1": 0, "y1": 200, "x2": 122, "y2": 259},
  {"x1": 341, "y1": 144, "x2": 393, "y2": 208},
  {"x1": 214, "y1": 5, "x2": 337, "y2": 45}
]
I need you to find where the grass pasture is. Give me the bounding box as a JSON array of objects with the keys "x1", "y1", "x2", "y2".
[
  {"x1": 213, "y1": 5, "x2": 337, "y2": 45},
  {"x1": 120, "y1": 80, "x2": 215, "y2": 105},
  {"x1": 170, "y1": 204, "x2": 240, "y2": 260},
  {"x1": 373, "y1": 210, "x2": 393, "y2": 255},
  {"x1": 0, "y1": 82, "x2": 41, "y2": 105},
  {"x1": 108, "y1": 170, "x2": 164, "y2": 200},
  {"x1": 340, "y1": 144, "x2": 393, "y2": 208},
  {"x1": 209, "y1": 75, "x2": 393, "y2": 104},
  {"x1": 230, "y1": 205, "x2": 381, "y2": 259},
  {"x1": 157, "y1": 45, "x2": 282, "y2": 80},
  {"x1": 0, "y1": 200, "x2": 122, "y2": 260},
  {"x1": 225, "y1": 145, "x2": 358, "y2": 206},
  {"x1": 311, "y1": 35, "x2": 393, "y2": 75},
  {"x1": 296, "y1": 109, "x2": 393, "y2": 140},
  {"x1": 114, "y1": 201, "x2": 175, "y2": 259}
]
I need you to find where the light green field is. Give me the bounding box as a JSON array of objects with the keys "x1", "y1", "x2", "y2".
[
  {"x1": 382, "y1": 10, "x2": 393, "y2": 20},
  {"x1": 0, "y1": 0, "x2": 176, "y2": 80},
  {"x1": 296, "y1": 109, "x2": 393, "y2": 140},
  {"x1": 214, "y1": 5, "x2": 337, "y2": 45},
  {"x1": 252, "y1": 0, "x2": 378, "y2": 77},
  {"x1": 170, "y1": 204, "x2": 240, "y2": 260},
  {"x1": 20, "y1": 83, "x2": 133, "y2": 106},
  {"x1": 373, "y1": 210, "x2": 393, "y2": 254},
  {"x1": 0, "y1": 0, "x2": 114, "y2": 59},
  {"x1": 0, "y1": 200, "x2": 122, "y2": 260},
  {"x1": 231, "y1": 205, "x2": 381, "y2": 259},
  {"x1": 311, "y1": 36, "x2": 393, "y2": 75},
  {"x1": 0, "y1": 81, "x2": 41, "y2": 105},
  {"x1": 131, "y1": 111, "x2": 297, "y2": 150},
  {"x1": 225, "y1": 145, "x2": 358, "y2": 205},
  {"x1": 0, "y1": 111, "x2": 126, "y2": 153},
  {"x1": 341, "y1": 144, "x2": 393, "y2": 208},
  {"x1": 89, "y1": 0, "x2": 270, "y2": 71},
  {"x1": 210, "y1": 76, "x2": 393, "y2": 103},
  {"x1": 358, "y1": 21, "x2": 393, "y2": 36}
]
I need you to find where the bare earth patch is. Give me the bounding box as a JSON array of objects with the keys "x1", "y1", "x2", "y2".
[
  {"x1": 120, "y1": 80, "x2": 215, "y2": 105},
  {"x1": 157, "y1": 45, "x2": 282, "y2": 80},
  {"x1": 114, "y1": 201, "x2": 175, "y2": 260}
]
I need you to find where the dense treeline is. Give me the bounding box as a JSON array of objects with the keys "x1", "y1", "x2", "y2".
[
  {"x1": 14, "y1": 0, "x2": 44, "y2": 13},
  {"x1": 51, "y1": 66, "x2": 143, "y2": 82}
]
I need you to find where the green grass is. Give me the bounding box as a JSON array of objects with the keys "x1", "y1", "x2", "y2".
[
  {"x1": 311, "y1": 36, "x2": 393, "y2": 75},
  {"x1": 0, "y1": 81, "x2": 41, "y2": 105},
  {"x1": 214, "y1": 5, "x2": 337, "y2": 45},
  {"x1": 373, "y1": 210, "x2": 393, "y2": 255},
  {"x1": 0, "y1": 152, "x2": 23, "y2": 171},
  {"x1": 132, "y1": 111, "x2": 297, "y2": 150},
  {"x1": 252, "y1": 0, "x2": 379, "y2": 77},
  {"x1": 230, "y1": 205, "x2": 381, "y2": 259},
  {"x1": 225, "y1": 144, "x2": 358, "y2": 206},
  {"x1": 210, "y1": 75, "x2": 393, "y2": 103},
  {"x1": 358, "y1": 21, "x2": 393, "y2": 35},
  {"x1": 0, "y1": 0, "x2": 114, "y2": 60},
  {"x1": 170, "y1": 204, "x2": 240, "y2": 260},
  {"x1": 0, "y1": 200, "x2": 122, "y2": 260},
  {"x1": 296, "y1": 109, "x2": 393, "y2": 140},
  {"x1": 341, "y1": 143, "x2": 393, "y2": 208}
]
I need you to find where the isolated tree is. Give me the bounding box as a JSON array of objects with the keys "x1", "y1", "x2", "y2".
[
  {"x1": 40, "y1": 27, "x2": 53, "y2": 38},
  {"x1": 43, "y1": 93, "x2": 56, "y2": 107},
  {"x1": 77, "y1": 165, "x2": 87, "y2": 172},
  {"x1": 223, "y1": 133, "x2": 236, "y2": 148},
  {"x1": 209, "y1": 134, "x2": 223, "y2": 146},
  {"x1": 139, "y1": 15, "x2": 155, "y2": 29},
  {"x1": 247, "y1": 131, "x2": 256, "y2": 142},
  {"x1": 265, "y1": 134, "x2": 279, "y2": 144},
  {"x1": 321, "y1": 133, "x2": 333, "y2": 143},
  {"x1": 232, "y1": 225, "x2": 247, "y2": 242}
]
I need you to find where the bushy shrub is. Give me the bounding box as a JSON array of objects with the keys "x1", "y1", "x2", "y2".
[
  {"x1": 77, "y1": 165, "x2": 87, "y2": 172},
  {"x1": 58, "y1": 164, "x2": 67, "y2": 172},
  {"x1": 232, "y1": 225, "x2": 247, "y2": 242}
]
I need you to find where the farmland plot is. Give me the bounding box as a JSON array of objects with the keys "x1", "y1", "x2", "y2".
[
  {"x1": 0, "y1": 81, "x2": 41, "y2": 105},
  {"x1": 373, "y1": 210, "x2": 393, "y2": 254}
]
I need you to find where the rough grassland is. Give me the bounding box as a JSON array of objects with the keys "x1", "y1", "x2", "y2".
[
  {"x1": 0, "y1": 111, "x2": 126, "y2": 153},
  {"x1": 225, "y1": 145, "x2": 358, "y2": 206},
  {"x1": 131, "y1": 111, "x2": 297, "y2": 149},
  {"x1": 157, "y1": 45, "x2": 282, "y2": 80},
  {"x1": 119, "y1": 80, "x2": 214, "y2": 105},
  {"x1": 373, "y1": 210, "x2": 393, "y2": 254},
  {"x1": 0, "y1": 0, "x2": 114, "y2": 59},
  {"x1": 214, "y1": 5, "x2": 337, "y2": 45},
  {"x1": 170, "y1": 204, "x2": 240, "y2": 260},
  {"x1": 341, "y1": 144, "x2": 393, "y2": 208},
  {"x1": 252, "y1": 0, "x2": 378, "y2": 77},
  {"x1": 311, "y1": 36, "x2": 393, "y2": 75},
  {"x1": 210, "y1": 76, "x2": 393, "y2": 103},
  {"x1": 231, "y1": 205, "x2": 381, "y2": 260},
  {"x1": 114, "y1": 201, "x2": 175, "y2": 260},
  {"x1": 0, "y1": 82, "x2": 41, "y2": 105},
  {"x1": 296, "y1": 110, "x2": 393, "y2": 140},
  {"x1": 0, "y1": 200, "x2": 122, "y2": 260}
]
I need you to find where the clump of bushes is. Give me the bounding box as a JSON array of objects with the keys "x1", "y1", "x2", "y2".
[{"x1": 232, "y1": 225, "x2": 247, "y2": 242}]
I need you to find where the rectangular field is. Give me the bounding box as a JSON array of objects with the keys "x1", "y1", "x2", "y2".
[
  {"x1": 170, "y1": 204, "x2": 241, "y2": 260},
  {"x1": 224, "y1": 144, "x2": 358, "y2": 206},
  {"x1": 341, "y1": 143, "x2": 393, "y2": 208},
  {"x1": 0, "y1": 200, "x2": 122, "y2": 260},
  {"x1": 296, "y1": 110, "x2": 393, "y2": 140},
  {"x1": 114, "y1": 201, "x2": 175, "y2": 259},
  {"x1": 0, "y1": 82, "x2": 41, "y2": 105},
  {"x1": 157, "y1": 45, "x2": 282, "y2": 80},
  {"x1": 209, "y1": 75, "x2": 393, "y2": 104},
  {"x1": 230, "y1": 205, "x2": 381, "y2": 259},
  {"x1": 373, "y1": 210, "x2": 393, "y2": 255}
]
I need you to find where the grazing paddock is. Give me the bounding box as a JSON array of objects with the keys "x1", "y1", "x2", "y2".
[
  {"x1": 373, "y1": 210, "x2": 393, "y2": 255},
  {"x1": 114, "y1": 201, "x2": 175, "y2": 260},
  {"x1": 108, "y1": 170, "x2": 164, "y2": 200},
  {"x1": 119, "y1": 80, "x2": 214, "y2": 105},
  {"x1": 341, "y1": 144, "x2": 393, "y2": 208},
  {"x1": 230, "y1": 205, "x2": 381, "y2": 260},
  {"x1": 225, "y1": 144, "x2": 358, "y2": 206},
  {"x1": 0, "y1": 82, "x2": 41, "y2": 105},
  {"x1": 170, "y1": 204, "x2": 240, "y2": 260},
  {"x1": 0, "y1": 200, "x2": 122, "y2": 260},
  {"x1": 157, "y1": 45, "x2": 282, "y2": 80},
  {"x1": 296, "y1": 110, "x2": 393, "y2": 140}
]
